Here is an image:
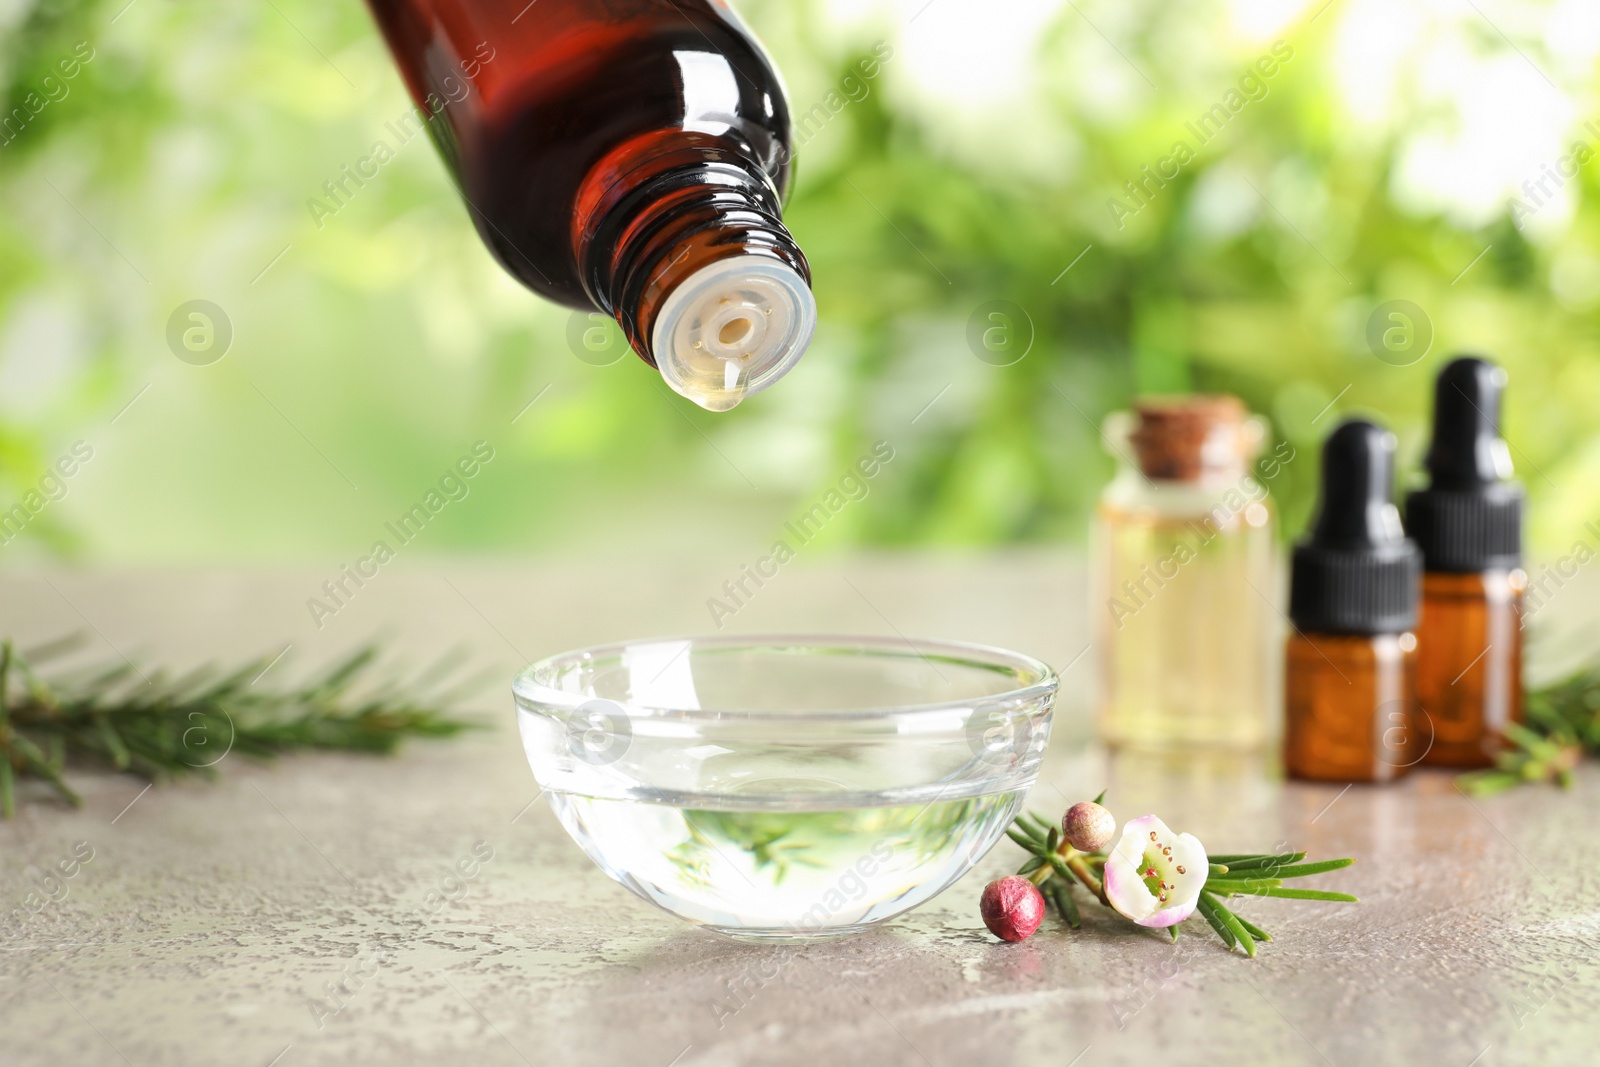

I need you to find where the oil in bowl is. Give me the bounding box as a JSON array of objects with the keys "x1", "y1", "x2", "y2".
[
  {"x1": 515, "y1": 636, "x2": 1057, "y2": 940},
  {"x1": 550, "y1": 781, "x2": 1024, "y2": 939}
]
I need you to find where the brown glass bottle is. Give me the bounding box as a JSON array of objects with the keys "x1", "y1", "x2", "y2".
[
  {"x1": 1407, "y1": 358, "x2": 1526, "y2": 769},
  {"x1": 365, "y1": 0, "x2": 817, "y2": 409},
  {"x1": 1284, "y1": 420, "x2": 1423, "y2": 783},
  {"x1": 1285, "y1": 631, "x2": 1417, "y2": 781},
  {"x1": 1414, "y1": 571, "x2": 1524, "y2": 767}
]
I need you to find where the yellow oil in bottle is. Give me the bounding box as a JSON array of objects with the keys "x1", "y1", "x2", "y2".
[{"x1": 1092, "y1": 397, "x2": 1283, "y2": 752}]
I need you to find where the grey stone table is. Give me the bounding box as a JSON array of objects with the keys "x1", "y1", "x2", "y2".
[{"x1": 1, "y1": 560, "x2": 1596, "y2": 1067}]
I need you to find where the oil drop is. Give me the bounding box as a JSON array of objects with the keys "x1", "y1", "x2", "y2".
[{"x1": 652, "y1": 259, "x2": 811, "y2": 411}]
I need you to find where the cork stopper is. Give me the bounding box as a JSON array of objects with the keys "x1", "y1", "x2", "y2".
[{"x1": 1129, "y1": 395, "x2": 1251, "y2": 482}]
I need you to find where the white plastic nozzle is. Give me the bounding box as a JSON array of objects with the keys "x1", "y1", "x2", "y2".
[{"x1": 651, "y1": 256, "x2": 816, "y2": 412}]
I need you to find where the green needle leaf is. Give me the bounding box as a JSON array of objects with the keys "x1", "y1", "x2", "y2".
[
  {"x1": 0, "y1": 640, "x2": 12, "y2": 723},
  {"x1": 1048, "y1": 879, "x2": 1081, "y2": 929},
  {"x1": 1202, "y1": 892, "x2": 1257, "y2": 958},
  {"x1": 1224, "y1": 887, "x2": 1359, "y2": 902},
  {"x1": 1028, "y1": 812, "x2": 1061, "y2": 841},
  {"x1": 93, "y1": 714, "x2": 131, "y2": 770},
  {"x1": 1195, "y1": 893, "x2": 1236, "y2": 950},
  {"x1": 1233, "y1": 913, "x2": 1272, "y2": 942},
  {"x1": 1258, "y1": 858, "x2": 1355, "y2": 879},
  {"x1": 1007, "y1": 828, "x2": 1046, "y2": 854},
  {"x1": 1016, "y1": 813, "x2": 1053, "y2": 843},
  {"x1": 1207, "y1": 852, "x2": 1306, "y2": 870},
  {"x1": 9, "y1": 733, "x2": 81, "y2": 807},
  {"x1": 1456, "y1": 770, "x2": 1522, "y2": 797},
  {"x1": 1203, "y1": 878, "x2": 1285, "y2": 892}
]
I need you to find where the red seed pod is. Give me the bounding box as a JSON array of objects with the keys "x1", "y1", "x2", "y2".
[
  {"x1": 1062, "y1": 801, "x2": 1116, "y2": 853},
  {"x1": 979, "y1": 875, "x2": 1046, "y2": 942}
]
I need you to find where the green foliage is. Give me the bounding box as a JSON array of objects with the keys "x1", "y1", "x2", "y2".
[
  {"x1": 1457, "y1": 663, "x2": 1600, "y2": 795},
  {"x1": 1, "y1": 0, "x2": 1596, "y2": 556},
  {"x1": 0, "y1": 638, "x2": 477, "y2": 816}
]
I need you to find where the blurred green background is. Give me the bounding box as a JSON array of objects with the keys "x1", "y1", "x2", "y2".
[{"x1": 1, "y1": 0, "x2": 1598, "y2": 564}]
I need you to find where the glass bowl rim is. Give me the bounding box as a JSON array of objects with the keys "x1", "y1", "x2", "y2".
[{"x1": 512, "y1": 633, "x2": 1058, "y2": 723}]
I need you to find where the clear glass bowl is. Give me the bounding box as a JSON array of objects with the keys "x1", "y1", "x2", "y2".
[{"x1": 514, "y1": 635, "x2": 1057, "y2": 940}]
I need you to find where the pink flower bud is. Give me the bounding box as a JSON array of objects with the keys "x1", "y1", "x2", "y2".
[
  {"x1": 1063, "y1": 801, "x2": 1115, "y2": 853},
  {"x1": 979, "y1": 875, "x2": 1046, "y2": 942}
]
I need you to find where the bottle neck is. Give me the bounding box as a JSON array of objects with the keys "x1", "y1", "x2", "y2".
[
  {"x1": 571, "y1": 135, "x2": 811, "y2": 366},
  {"x1": 1104, "y1": 407, "x2": 1261, "y2": 487}
]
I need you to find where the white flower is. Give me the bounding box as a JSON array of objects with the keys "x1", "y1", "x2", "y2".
[{"x1": 1102, "y1": 815, "x2": 1207, "y2": 928}]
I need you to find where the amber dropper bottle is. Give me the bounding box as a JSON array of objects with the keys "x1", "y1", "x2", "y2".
[
  {"x1": 1406, "y1": 357, "x2": 1526, "y2": 768},
  {"x1": 365, "y1": 0, "x2": 817, "y2": 410},
  {"x1": 1284, "y1": 420, "x2": 1423, "y2": 782}
]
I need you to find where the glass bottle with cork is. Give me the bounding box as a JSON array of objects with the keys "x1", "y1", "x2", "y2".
[
  {"x1": 1284, "y1": 419, "x2": 1422, "y2": 782},
  {"x1": 1093, "y1": 395, "x2": 1282, "y2": 752}
]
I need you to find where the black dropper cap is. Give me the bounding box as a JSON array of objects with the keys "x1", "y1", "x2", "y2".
[
  {"x1": 1290, "y1": 419, "x2": 1421, "y2": 634},
  {"x1": 1405, "y1": 356, "x2": 1523, "y2": 572}
]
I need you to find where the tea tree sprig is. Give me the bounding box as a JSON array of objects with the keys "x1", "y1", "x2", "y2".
[
  {"x1": 982, "y1": 796, "x2": 1357, "y2": 957},
  {"x1": 0, "y1": 639, "x2": 478, "y2": 817},
  {"x1": 1457, "y1": 663, "x2": 1598, "y2": 796}
]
